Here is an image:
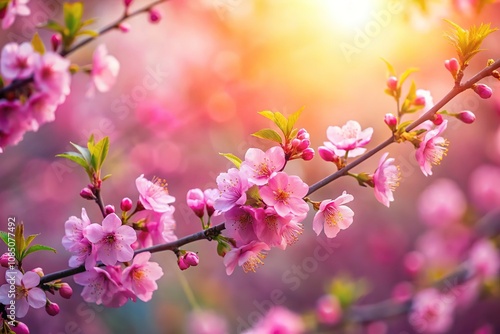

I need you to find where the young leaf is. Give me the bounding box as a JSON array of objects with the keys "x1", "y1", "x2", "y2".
[
  {"x1": 398, "y1": 68, "x2": 419, "y2": 90},
  {"x1": 70, "y1": 142, "x2": 91, "y2": 164},
  {"x1": 381, "y1": 58, "x2": 396, "y2": 76},
  {"x1": 64, "y1": 2, "x2": 84, "y2": 36},
  {"x1": 252, "y1": 129, "x2": 282, "y2": 143},
  {"x1": 257, "y1": 110, "x2": 276, "y2": 122},
  {"x1": 0, "y1": 231, "x2": 9, "y2": 247},
  {"x1": 91, "y1": 137, "x2": 109, "y2": 170},
  {"x1": 219, "y1": 153, "x2": 242, "y2": 168},
  {"x1": 23, "y1": 244, "x2": 57, "y2": 258},
  {"x1": 31, "y1": 33, "x2": 45, "y2": 54},
  {"x1": 25, "y1": 234, "x2": 39, "y2": 248},
  {"x1": 286, "y1": 108, "x2": 303, "y2": 136},
  {"x1": 273, "y1": 112, "x2": 288, "y2": 136},
  {"x1": 41, "y1": 20, "x2": 66, "y2": 33},
  {"x1": 76, "y1": 29, "x2": 99, "y2": 38},
  {"x1": 56, "y1": 152, "x2": 89, "y2": 170}
]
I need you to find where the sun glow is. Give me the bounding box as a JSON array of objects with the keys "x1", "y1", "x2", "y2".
[{"x1": 321, "y1": 0, "x2": 376, "y2": 29}]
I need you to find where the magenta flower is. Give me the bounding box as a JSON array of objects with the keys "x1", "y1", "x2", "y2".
[
  {"x1": 324, "y1": 120, "x2": 373, "y2": 158},
  {"x1": 415, "y1": 120, "x2": 448, "y2": 176},
  {"x1": 1, "y1": 0, "x2": 30, "y2": 30},
  {"x1": 252, "y1": 207, "x2": 292, "y2": 248},
  {"x1": 121, "y1": 252, "x2": 163, "y2": 302},
  {"x1": 468, "y1": 239, "x2": 499, "y2": 280},
  {"x1": 240, "y1": 146, "x2": 285, "y2": 186},
  {"x1": 0, "y1": 42, "x2": 35, "y2": 80},
  {"x1": 409, "y1": 288, "x2": 454, "y2": 334},
  {"x1": 0, "y1": 270, "x2": 46, "y2": 318},
  {"x1": 85, "y1": 213, "x2": 137, "y2": 266},
  {"x1": 312, "y1": 192, "x2": 354, "y2": 238},
  {"x1": 214, "y1": 168, "x2": 249, "y2": 212},
  {"x1": 260, "y1": 172, "x2": 309, "y2": 217},
  {"x1": 243, "y1": 306, "x2": 305, "y2": 334},
  {"x1": 223, "y1": 241, "x2": 270, "y2": 275},
  {"x1": 136, "y1": 174, "x2": 176, "y2": 213},
  {"x1": 279, "y1": 215, "x2": 305, "y2": 248},
  {"x1": 87, "y1": 44, "x2": 120, "y2": 97},
  {"x1": 373, "y1": 152, "x2": 400, "y2": 207},
  {"x1": 33, "y1": 52, "x2": 71, "y2": 103},
  {"x1": 135, "y1": 207, "x2": 177, "y2": 248},
  {"x1": 223, "y1": 206, "x2": 259, "y2": 245}
]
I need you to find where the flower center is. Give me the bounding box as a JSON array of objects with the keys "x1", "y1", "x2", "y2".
[
  {"x1": 133, "y1": 269, "x2": 145, "y2": 281},
  {"x1": 426, "y1": 139, "x2": 449, "y2": 167},
  {"x1": 274, "y1": 189, "x2": 290, "y2": 203},
  {"x1": 325, "y1": 206, "x2": 342, "y2": 227},
  {"x1": 105, "y1": 233, "x2": 116, "y2": 244},
  {"x1": 256, "y1": 162, "x2": 272, "y2": 177},
  {"x1": 242, "y1": 252, "x2": 266, "y2": 273}
]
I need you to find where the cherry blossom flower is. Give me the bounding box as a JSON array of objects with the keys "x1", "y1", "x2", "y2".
[
  {"x1": 87, "y1": 44, "x2": 120, "y2": 97},
  {"x1": 0, "y1": 270, "x2": 46, "y2": 318},
  {"x1": 252, "y1": 207, "x2": 292, "y2": 248},
  {"x1": 409, "y1": 288, "x2": 455, "y2": 334},
  {"x1": 240, "y1": 146, "x2": 285, "y2": 186},
  {"x1": 85, "y1": 213, "x2": 137, "y2": 266},
  {"x1": 415, "y1": 120, "x2": 448, "y2": 176},
  {"x1": 312, "y1": 192, "x2": 354, "y2": 238},
  {"x1": 223, "y1": 241, "x2": 270, "y2": 275},
  {"x1": 279, "y1": 214, "x2": 305, "y2": 248},
  {"x1": 121, "y1": 252, "x2": 163, "y2": 302},
  {"x1": 324, "y1": 120, "x2": 373, "y2": 158},
  {"x1": 372, "y1": 152, "x2": 400, "y2": 207},
  {"x1": 259, "y1": 172, "x2": 309, "y2": 217},
  {"x1": 1, "y1": 0, "x2": 30, "y2": 30},
  {"x1": 33, "y1": 52, "x2": 71, "y2": 104},
  {"x1": 223, "y1": 206, "x2": 259, "y2": 245},
  {"x1": 0, "y1": 42, "x2": 35, "y2": 80},
  {"x1": 62, "y1": 208, "x2": 91, "y2": 250},
  {"x1": 414, "y1": 89, "x2": 434, "y2": 112},
  {"x1": 25, "y1": 92, "x2": 59, "y2": 131},
  {"x1": 187, "y1": 188, "x2": 205, "y2": 217},
  {"x1": 214, "y1": 168, "x2": 249, "y2": 212},
  {"x1": 203, "y1": 188, "x2": 218, "y2": 217},
  {"x1": 186, "y1": 310, "x2": 229, "y2": 334},
  {"x1": 243, "y1": 306, "x2": 305, "y2": 334},
  {"x1": 468, "y1": 239, "x2": 499, "y2": 280},
  {"x1": 136, "y1": 174, "x2": 175, "y2": 213},
  {"x1": 469, "y1": 165, "x2": 500, "y2": 212},
  {"x1": 133, "y1": 207, "x2": 177, "y2": 248},
  {"x1": 316, "y1": 295, "x2": 342, "y2": 325}
]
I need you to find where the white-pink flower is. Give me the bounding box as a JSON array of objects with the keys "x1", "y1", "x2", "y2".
[
  {"x1": 259, "y1": 172, "x2": 309, "y2": 217},
  {"x1": 85, "y1": 213, "x2": 137, "y2": 266},
  {"x1": 1, "y1": 0, "x2": 30, "y2": 30},
  {"x1": 415, "y1": 89, "x2": 434, "y2": 113},
  {"x1": 136, "y1": 174, "x2": 176, "y2": 213},
  {"x1": 373, "y1": 152, "x2": 400, "y2": 207},
  {"x1": 223, "y1": 206, "x2": 259, "y2": 245},
  {"x1": 0, "y1": 42, "x2": 35, "y2": 80},
  {"x1": 25, "y1": 92, "x2": 59, "y2": 131},
  {"x1": 121, "y1": 252, "x2": 163, "y2": 302},
  {"x1": 409, "y1": 288, "x2": 455, "y2": 334},
  {"x1": 468, "y1": 239, "x2": 499, "y2": 280},
  {"x1": 62, "y1": 208, "x2": 91, "y2": 250},
  {"x1": 33, "y1": 52, "x2": 71, "y2": 104},
  {"x1": 214, "y1": 168, "x2": 249, "y2": 212},
  {"x1": 0, "y1": 270, "x2": 46, "y2": 318},
  {"x1": 324, "y1": 120, "x2": 373, "y2": 158},
  {"x1": 240, "y1": 146, "x2": 285, "y2": 186},
  {"x1": 312, "y1": 192, "x2": 354, "y2": 238},
  {"x1": 223, "y1": 241, "x2": 270, "y2": 275},
  {"x1": 415, "y1": 120, "x2": 448, "y2": 176},
  {"x1": 87, "y1": 44, "x2": 120, "y2": 97},
  {"x1": 186, "y1": 310, "x2": 229, "y2": 334}
]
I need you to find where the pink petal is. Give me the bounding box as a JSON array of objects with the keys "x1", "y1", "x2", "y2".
[
  {"x1": 312, "y1": 212, "x2": 324, "y2": 236},
  {"x1": 133, "y1": 252, "x2": 151, "y2": 265},
  {"x1": 27, "y1": 287, "x2": 46, "y2": 309},
  {"x1": 21, "y1": 271, "x2": 40, "y2": 288},
  {"x1": 84, "y1": 223, "x2": 105, "y2": 243},
  {"x1": 101, "y1": 213, "x2": 122, "y2": 232}
]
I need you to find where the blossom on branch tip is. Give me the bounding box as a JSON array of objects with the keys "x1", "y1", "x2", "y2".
[
  {"x1": 0, "y1": 270, "x2": 46, "y2": 318},
  {"x1": 324, "y1": 120, "x2": 373, "y2": 158},
  {"x1": 373, "y1": 152, "x2": 400, "y2": 207},
  {"x1": 134, "y1": 207, "x2": 177, "y2": 248},
  {"x1": 240, "y1": 146, "x2": 285, "y2": 186},
  {"x1": 136, "y1": 174, "x2": 175, "y2": 213},
  {"x1": 45, "y1": 301, "x2": 60, "y2": 316},
  {"x1": 121, "y1": 252, "x2": 163, "y2": 302},
  {"x1": 214, "y1": 168, "x2": 249, "y2": 212},
  {"x1": 312, "y1": 192, "x2": 354, "y2": 238},
  {"x1": 223, "y1": 241, "x2": 270, "y2": 275},
  {"x1": 260, "y1": 172, "x2": 309, "y2": 217},
  {"x1": 1, "y1": 0, "x2": 30, "y2": 30},
  {"x1": 0, "y1": 42, "x2": 35, "y2": 80},
  {"x1": 87, "y1": 44, "x2": 120, "y2": 97},
  {"x1": 415, "y1": 120, "x2": 449, "y2": 176}
]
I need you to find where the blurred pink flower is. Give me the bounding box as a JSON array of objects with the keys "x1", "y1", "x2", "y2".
[
  {"x1": 260, "y1": 172, "x2": 309, "y2": 217},
  {"x1": 312, "y1": 192, "x2": 354, "y2": 238},
  {"x1": 240, "y1": 146, "x2": 285, "y2": 186},
  {"x1": 85, "y1": 213, "x2": 137, "y2": 266},
  {"x1": 25, "y1": 92, "x2": 59, "y2": 131},
  {"x1": 187, "y1": 310, "x2": 229, "y2": 334},
  {"x1": 121, "y1": 252, "x2": 163, "y2": 302},
  {"x1": 409, "y1": 288, "x2": 455, "y2": 334},
  {"x1": 224, "y1": 206, "x2": 259, "y2": 245},
  {"x1": 0, "y1": 102, "x2": 31, "y2": 152},
  {"x1": 136, "y1": 174, "x2": 176, "y2": 213},
  {"x1": 468, "y1": 239, "x2": 499, "y2": 280},
  {"x1": 33, "y1": 52, "x2": 71, "y2": 104},
  {"x1": 316, "y1": 294, "x2": 342, "y2": 325},
  {"x1": 417, "y1": 178, "x2": 466, "y2": 228},
  {"x1": 1, "y1": 0, "x2": 30, "y2": 30},
  {"x1": 214, "y1": 168, "x2": 249, "y2": 212},
  {"x1": 373, "y1": 152, "x2": 400, "y2": 207},
  {"x1": 87, "y1": 44, "x2": 120, "y2": 97},
  {"x1": 0, "y1": 42, "x2": 35, "y2": 80},
  {"x1": 243, "y1": 306, "x2": 305, "y2": 334},
  {"x1": 415, "y1": 120, "x2": 448, "y2": 176},
  {"x1": 223, "y1": 240, "x2": 270, "y2": 275},
  {"x1": 415, "y1": 89, "x2": 434, "y2": 112},
  {"x1": 324, "y1": 120, "x2": 373, "y2": 158},
  {"x1": 469, "y1": 165, "x2": 500, "y2": 212},
  {"x1": 0, "y1": 270, "x2": 46, "y2": 318}
]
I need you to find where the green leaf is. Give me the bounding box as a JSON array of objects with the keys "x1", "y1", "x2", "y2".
[
  {"x1": 56, "y1": 152, "x2": 89, "y2": 170},
  {"x1": 76, "y1": 29, "x2": 98, "y2": 38},
  {"x1": 81, "y1": 18, "x2": 96, "y2": 27},
  {"x1": 25, "y1": 234, "x2": 39, "y2": 248},
  {"x1": 89, "y1": 137, "x2": 109, "y2": 171},
  {"x1": 257, "y1": 110, "x2": 276, "y2": 122},
  {"x1": 219, "y1": 153, "x2": 242, "y2": 168},
  {"x1": 70, "y1": 142, "x2": 91, "y2": 164},
  {"x1": 102, "y1": 174, "x2": 112, "y2": 181},
  {"x1": 64, "y1": 2, "x2": 84, "y2": 36},
  {"x1": 273, "y1": 112, "x2": 288, "y2": 136},
  {"x1": 22, "y1": 244, "x2": 57, "y2": 258},
  {"x1": 40, "y1": 19, "x2": 66, "y2": 33},
  {"x1": 398, "y1": 68, "x2": 419, "y2": 90},
  {"x1": 286, "y1": 108, "x2": 303, "y2": 137},
  {"x1": 252, "y1": 129, "x2": 282, "y2": 143},
  {"x1": 381, "y1": 58, "x2": 396, "y2": 76},
  {"x1": 31, "y1": 33, "x2": 45, "y2": 54},
  {"x1": 0, "y1": 231, "x2": 8, "y2": 246}
]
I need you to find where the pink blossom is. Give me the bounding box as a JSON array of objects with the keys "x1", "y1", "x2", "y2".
[
  {"x1": 415, "y1": 89, "x2": 434, "y2": 112},
  {"x1": 324, "y1": 120, "x2": 373, "y2": 158},
  {"x1": 409, "y1": 288, "x2": 454, "y2": 334},
  {"x1": 67, "y1": 239, "x2": 96, "y2": 270},
  {"x1": 416, "y1": 228, "x2": 471, "y2": 269},
  {"x1": 87, "y1": 44, "x2": 120, "y2": 97},
  {"x1": 469, "y1": 165, "x2": 500, "y2": 212},
  {"x1": 240, "y1": 146, "x2": 285, "y2": 186},
  {"x1": 25, "y1": 92, "x2": 59, "y2": 131},
  {"x1": 373, "y1": 152, "x2": 400, "y2": 207},
  {"x1": 252, "y1": 207, "x2": 292, "y2": 248},
  {"x1": 214, "y1": 168, "x2": 249, "y2": 212},
  {"x1": 468, "y1": 239, "x2": 499, "y2": 280},
  {"x1": 0, "y1": 42, "x2": 35, "y2": 80},
  {"x1": 243, "y1": 306, "x2": 305, "y2": 334},
  {"x1": 312, "y1": 192, "x2": 354, "y2": 238},
  {"x1": 186, "y1": 310, "x2": 229, "y2": 334},
  {"x1": 259, "y1": 172, "x2": 309, "y2": 217},
  {"x1": 62, "y1": 208, "x2": 91, "y2": 250},
  {"x1": 136, "y1": 174, "x2": 175, "y2": 213},
  {"x1": 1, "y1": 0, "x2": 30, "y2": 30},
  {"x1": 223, "y1": 241, "x2": 270, "y2": 275},
  {"x1": 279, "y1": 215, "x2": 305, "y2": 248},
  {"x1": 316, "y1": 294, "x2": 342, "y2": 325},
  {"x1": 415, "y1": 120, "x2": 448, "y2": 176},
  {"x1": 0, "y1": 270, "x2": 46, "y2": 318},
  {"x1": 223, "y1": 206, "x2": 259, "y2": 245},
  {"x1": 33, "y1": 52, "x2": 71, "y2": 104},
  {"x1": 85, "y1": 213, "x2": 137, "y2": 265},
  {"x1": 203, "y1": 188, "x2": 218, "y2": 217},
  {"x1": 417, "y1": 179, "x2": 466, "y2": 228},
  {"x1": 134, "y1": 208, "x2": 177, "y2": 248},
  {"x1": 187, "y1": 188, "x2": 205, "y2": 217},
  {"x1": 121, "y1": 252, "x2": 163, "y2": 302}
]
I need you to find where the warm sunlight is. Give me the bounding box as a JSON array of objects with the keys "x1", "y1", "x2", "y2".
[{"x1": 321, "y1": 0, "x2": 376, "y2": 29}]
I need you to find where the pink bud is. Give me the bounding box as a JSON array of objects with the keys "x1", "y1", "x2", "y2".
[
  {"x1": 384, "y1": 113, "x2": 397, "y2": 128},
  {"x1": 118, "y1": 22, "x2": 131, "y2": 33},
  {"x1": 184, "y1": 252, "x2": 199, "y2": 266},
  {"x1": 0, "y1": 253, "x2": 10, "y2": 268},
  {"x1": 187, "y1": 189, "x2": 205, "y2": 218},
  {"x1": 474, "y1": 84, "x2": 493, "y2": 99},
  {"x1": 391, "y1": 281, "x2": 413, "y2": 303},
  {"x1": 316, "y1": 295, "x2": 341, "y2": 325},
  {"x1": 444, "y1": 58, "x2": 459, "y2": 74},
  {"x1": 51, "y1": 34, "x2": 62, "y2": 52},
  {"x1": 59, "y1": 283, "x2": 73, "y2": 299},
  {"x1": 124, "y1": 0, "x2": 133, "y2": 7},
  {"x1": 386, "y1": 76, "x2": 398, "y2": 91},
  {"x1": 318, "y1": 146, "x2": 336, "y2": 162},
  {"x1": 80, "y1": 188, "x2": 95, "y2": 200},
  {"x1": 203, "y1": 189, "x2": 218, "y2": 217},
  {"x1": 31, "y1": 267, "x2": 44, "y2": 277},
  {"x1": 297, "y1": 128, "x2": 309, "y2": 140},
  {"x1": 177, "y1": 257, "x2": 189, "y2": 270},
  {"x1": 457, "y1": 110, "x2": 476, "y2": 124},
  {"x1": 120, "y1": 197, "x2": 133, "y2": 212},
  {"x1": 432, "y1": 113, "x2": 443, "y2": 125},
  {"x1": 105, "y1": 205, "x2": 115, "y2": 215},
  {"x1": 149, "y1": 8, "x2": 161, "y2": 23},
  {"x1": 46, "y1": 302, "x2": 60, "y2": 316},
  {"x1": 404, "y1": 251, "x2": 424, "y2": 276},
  {"x1": 296, "y1": 139, "x2": 310, "y2": 151},
  {"x1": 413, "y1": 96, "x2": 426, "y2": 106},
  {"x1": 291, "y1": 138, "x2": 301, "y2": 148},
  {"x1": 301, "y1": 148, "x2": 314, "y2": 161},
  {"x1": 11, "y1": 322, "x2": 30, "y2": 334}
]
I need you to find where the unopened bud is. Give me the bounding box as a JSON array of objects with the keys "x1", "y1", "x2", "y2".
[
  {"x1": 80, "y1": 188, "x2": 95, "y2": 200},
  {"x1": 149, "y1": 8, "x2": 161, "y2": 23},
  {"x1": 318, "y1": 146, "x2": 336, "y2": 162},
  {"x1": 386, "y1": 76, "x2": 398, "y2": 91},
  {"x1": 124, "y1": 0, "x2": 133, "y2": 7},
  {"x1": 456, "y1": 110, "x2": 476, "y2": 124},
  {"x1": 59, "y1": 283, "x2": 73, "y2": 299},
  {"x1": 184, "y1": 252, "x2": 199, "y2": 266},
  {"x1": 45, "y1": 302, "x2": 60, "y2": 316},
  {"x1": 177, "y1": 257, "x2": 189, "y2": 271},
  {"x1": 187, "y1": 189, "x2": 205, "y2": 218},
  {"x1": 316, "y1": 295, "x2": 341, "y2": 325},
  {"x1": 118, "y1": 22, "x2": 131, "y2": 33},
  {"x1": 120, "y1": 197, "x2": 133, "y2": 212},
  {"x1": 10, "y1": 321, "x2": 30, "y2": 334},
  {"x1": 0, "y1": 253, "x2": 10, "y2": 268},
  {"x1": 473, "y1": 83, "x2": 493, "y2": 99},
  {"x1": 444, "y1": 58, "x2": 459, "y2": 75},
  {"x1": 51, "y1": 34, "x2": 62, "y2": 52},
  {"x1": 301, "y1": 148, "x2": 314, "y2": 161},
  {"x1": 384, "y1": 113, "x2": 397, "y2": 129},
  {"x1": 31, "y1": 267, "x2": 44, "y2": 277},
  {"x1": 296, "y1": 139, "x2": 310, "y2": 151},
  {"x1": 105, "y1": 205, "x2": 115, "y2": 215},
  {"x1": 296, "y1": 128, "x2": 309, "y2": 140},
  {"x1": 432, "y1": 113, "x2": 443, "y2": 126}
]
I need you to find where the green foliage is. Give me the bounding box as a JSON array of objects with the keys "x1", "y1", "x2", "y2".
[
  {"x1": 254, "y1": 108, "x2": 304, "y2": 144},
  {"x1": 0, "y1": 224, "x2": 56, "y2": 265},
  {"x1": 252, "y1": 129, "x2": 282, "y2": 143},
  {"x1": 327, "y1": 275, "x2": 369, "y2": 309},
  {"x1": 31, "y1": 33, "x2": 46, "y2": 54},
  {"x1": 219, "y1": 153, "x2": 242, "y2": 168},
  {"x1": 382, "y1": 58, "x2": 419, "y2": 106}
]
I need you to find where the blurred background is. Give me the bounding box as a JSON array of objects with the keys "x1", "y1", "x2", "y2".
[{"x1": 1, "y1": 0, "x2": 500, "y2": 333}]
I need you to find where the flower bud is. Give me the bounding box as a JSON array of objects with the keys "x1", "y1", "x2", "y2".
[
  {"x1": 80, "y1": 188, "x2": 95, "y2": 200},
  {"x1": 413, "y1": 96, "x2": 426, "y2": 106},
  {"x1": 457, "y1": 110, "x2": 476, "y2": 124},
  {"x1": 316, "y1": 295, "x2": 341, "y2": 325},
  {"x1": 391, "y1": 281, "x2": 413, "y2": 303},
  {"x1": 31, "y1": 267, "x2": 44, "y2": 277},
  {"x1": 120, "y1": 197, "x2": 133, "y2": 212},
  {"x1": 51, "y1": 34, "x2": 62, "y2": 52},
  {"x1": 386, "y1": 76, "x2": 398, "y2": 91},
  {"x1": 217, "y1": 240, "x2": 231, "y2": 257},
  {"x1": 149, "y1": 8, "x2": 161, "y2": 23},
  {"x1": 203, "y1": 189, "x2": 218, "y2": 217},
  {"x1": 105, "y1": 205, "x2": 115, "y2": 215},
  {"x1": 444, "y1": 58, "x2": 459, "y2": 75},
  {"x1": 474, "y1": 83, "x2": 493, "y2": 99},
  {"x1": 297, "y1": 128, "x2": 309, "y2": 140},
  {"x1": 318, "y1": 146, "x2": 336, "y2": 162},
  {"x1": 404, "y1": 251, "x2": 424, "y2": 276},
  {"x1": 291, "y1": 138, "x2": 301, "y2": 148},
  {"x1": 432, "y1": 113, "x2": 443, "y2": 126},
  {"x1": 384, "y1": 113, "x2": 397, "y2": 129},
  {"x1": 118, "y1": 22, "x2": 131, "y2": 33},
  {"x1": 177, "y1": 257, "x2": 190, "y2": 270},
  {"x1": 0, "y1": 253, "x2": 10, "y2": 268},
  {"x1": 124, "y1": 0, "x2": 133, "y2": 7},
  {"x1": 187, "y1": 189, "x2": 205, "y2": 218},
  {"x1": 301, "y1": 148, "x2": 314, "y2": 161},
  {"x1": 45, "y1": 302, "x2": 60, "y2": 316},
  {"x1": 59, "y1": 283, "x2": 73, "y2": 299},
  {"x1": 11, "y1": 322, "x2": 30, "y2": 334},
  {"x1": 184, "y1": 252, "x2": 199, "y2": 266}
]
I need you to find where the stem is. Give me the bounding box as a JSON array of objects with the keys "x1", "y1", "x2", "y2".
[{"x1": 94, "y1": 189, "x2": 106, "y2": 218}]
